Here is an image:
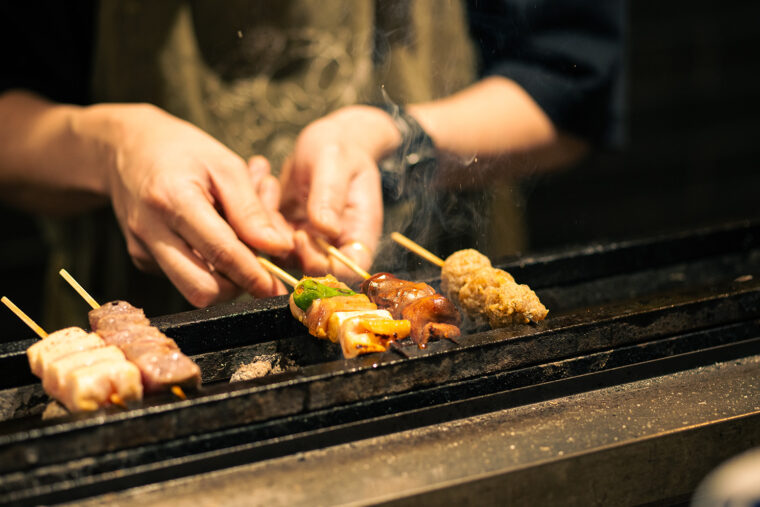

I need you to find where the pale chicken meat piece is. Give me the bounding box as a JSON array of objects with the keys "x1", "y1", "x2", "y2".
[
  {"x1": 42, "y1": 345, "x2": 126, "y2": 400},
  {"x1": 27, "y1": 328, "x2": 104, "y2": 378},
  {"x1": 58, "y1": 359, "x2": 143, "y2": 412}
]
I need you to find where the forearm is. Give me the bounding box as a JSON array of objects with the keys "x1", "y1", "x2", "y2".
[
  {"x1": 0, "y1": 90, "x2": 112, "y2": 213},
  {"x1": 406, "y1": 76, "x2": 587, "y2": 177},
  {"x1": 407, "y1": 76, "x2": 557, "y2": 156}
]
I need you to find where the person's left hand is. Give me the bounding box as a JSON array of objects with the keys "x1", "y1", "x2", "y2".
[{"x1": 279, "y1": 105, "x2": 401, "y2": 281}]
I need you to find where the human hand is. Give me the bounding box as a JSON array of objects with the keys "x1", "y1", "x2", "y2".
[
  {"x1": 86, "y1": 103, "x2": 293, "y2": 306},
  {"x1": 279, "y1": 105, "x2": 400, "y2": 281}
]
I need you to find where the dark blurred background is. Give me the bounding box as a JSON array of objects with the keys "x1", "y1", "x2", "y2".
[
  {"x1": 526, "y1": 1, "x2": 760, "y2": 249},
  {"x1": 1, "y1": 0, "x2": 758, "y2": 340}
]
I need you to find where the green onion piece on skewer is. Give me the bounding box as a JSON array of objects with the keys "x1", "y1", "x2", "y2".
[{"x1": 292, "y1": 279, "x2": 356, "y2": 311}]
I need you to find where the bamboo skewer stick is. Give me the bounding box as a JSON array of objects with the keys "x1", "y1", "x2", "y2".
[
  {"x1": 256, "y1": 256, "x2": 299, "y2": 287},
  {"x1": 171, "y1": 385, "x2": 187, "y2": 400},
  {"x1": 314, "y1": 237, "x2": 371, "y2": 280},
  {"x1": 59, "y1": 269, "x2": 100, "y2": 309},
  {"x1": 390, "y1": 232, "x2": 444, "y2": 267},
  {"x1": 58, "y1": 269, "x2": 189, "y2": 400},
  {"x1": 1, "y1": 296, "x2": 48, "y2": 339}
]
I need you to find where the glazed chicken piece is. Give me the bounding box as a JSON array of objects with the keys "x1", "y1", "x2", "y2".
[
  {"x1": 401, "y1": 294, "x2": 461, "y2": 347},
  {"x1": 361, "y1": 272, "x2": 461, "y2": 347}
]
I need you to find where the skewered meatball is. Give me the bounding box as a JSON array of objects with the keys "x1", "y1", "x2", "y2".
[
  {"x1": 441, "y1": 249, "x2": 496, "y2": 305},
  {"x1": 442, "y1": 250, "x2": 547, "y2": 327},
  {"x1": 458, "y1": 267, "x2": 548, "y2": 326}
]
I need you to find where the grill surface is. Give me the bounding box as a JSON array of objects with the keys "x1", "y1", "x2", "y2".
[{"x1": 1, "y1": 220, "x2": 759, "y2": 505}]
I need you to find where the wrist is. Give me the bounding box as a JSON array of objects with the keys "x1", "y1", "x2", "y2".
[
  {"x1": 72, "y1": 103, "x2": 131, "y2": 197},
  {"x1": 368, "y1": 104, "x2": 438, "y2": 201},
  {"x1": 326, "y1": 105, "x2": 402, "y2": 161}
]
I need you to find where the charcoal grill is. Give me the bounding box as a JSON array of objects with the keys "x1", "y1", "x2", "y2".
[{"x1": 1, "y1": 220, "x2": 759, "y2": 505}]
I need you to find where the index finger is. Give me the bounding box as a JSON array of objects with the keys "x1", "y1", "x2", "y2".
[
  {"x1": 210, "y1": 161, "x2": 294, "y2": 256},
  {"x1": 166, "y1": 185, "x2": 286, "y2": 298}
]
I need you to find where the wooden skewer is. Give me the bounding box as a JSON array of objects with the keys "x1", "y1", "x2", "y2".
[
  {"x1": 314, "y1": 237, "x2": 371, "y2": 280},
  {"x1": 1, "y1": 296, "x2": 48, "y2": 339},
  {"x1": 390, "y1": 232, "x2": 444, "y2": 267},
  {"x1": 58, "y1": 269, "x2": 189, "y2": 401},
  {"x1": 171, "y1": 385, "x2": 187, "y2": 400},
  {"x1": 59, "y1": 269, "x2": 100, "y2": 309},
  {"x1": 256, "y1": 256, "x2": 299, "y2": 287},
  {"x1": 109, "y1": 393, "x2": 127, "y2": 408}
]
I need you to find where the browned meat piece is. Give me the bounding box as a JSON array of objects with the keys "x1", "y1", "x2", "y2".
[
  {"x1": 361, "y1": 273, "x2": 436, "y2": 318},
  {"x1": 125, "y1": 345, "x2": 201, "y2": 392},
  {"x1": 401, "y1": 294, "x2": 461, "y2": 347},
  {"x1": 88, "y1": 302, "x2": 201, "y2": 393},
  {"x1": 101, "y1": 325, "x2": 177, "y2": 349},
  {"x1": 89, "y1": 300, "x2": 151, "y2": 338},
  {"x1": 361, "y1": 273, "x2": 461, "y2": 346}
]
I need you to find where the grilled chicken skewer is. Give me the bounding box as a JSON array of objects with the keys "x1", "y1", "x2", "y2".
[
  {"x1": 289, "y1": 275, "x2": 411, "y2": 358},
  {"x1": 2, "y1": 296, "x2": 142, "y2": 412},
  {"x1": 390, "y1": 232, "x2": 548, "y2": 327},
  {"x1": 252, "y1": 257, "x2": 412, "y2": 358},
  {"x1": 59, "y1": 270, "x2": 201, "y2": 395},
  {"x1": 315, "y1": 238, "x2": 461, "y2": 348}
]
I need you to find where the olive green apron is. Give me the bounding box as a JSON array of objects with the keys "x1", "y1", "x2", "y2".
[{"x1": 42, "y1": 0, "x2": 523, "y2": 329}]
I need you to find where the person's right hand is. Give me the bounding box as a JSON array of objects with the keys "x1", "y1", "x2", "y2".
[{"x1": 84, "y1": 103, "x2": 293, "y2": 306}]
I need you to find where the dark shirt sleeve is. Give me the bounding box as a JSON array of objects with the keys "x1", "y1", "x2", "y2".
[
  {"x1": 466, "y1": 0, "x2": 624, "y2": 145},
  {"x1": 0, "y1": 2, "x2": 96, "y2": 105}
]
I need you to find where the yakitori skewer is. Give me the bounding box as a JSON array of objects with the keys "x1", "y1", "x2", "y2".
[
  {"x1": 59, "y1": 269, "x2": 199, "y2": 398},
  {"x1": 2, "y1": 296, "x2": 134, "y2": 409},
  {"x1": 258, "y1": 252, "x2": 411, "y2": 358},
  {"x1": 390, "y1": 232, "x2": 548, "y2": 326},
  {"x1": 316, "y1": 237, "x2": 461, "y2": 348}
]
